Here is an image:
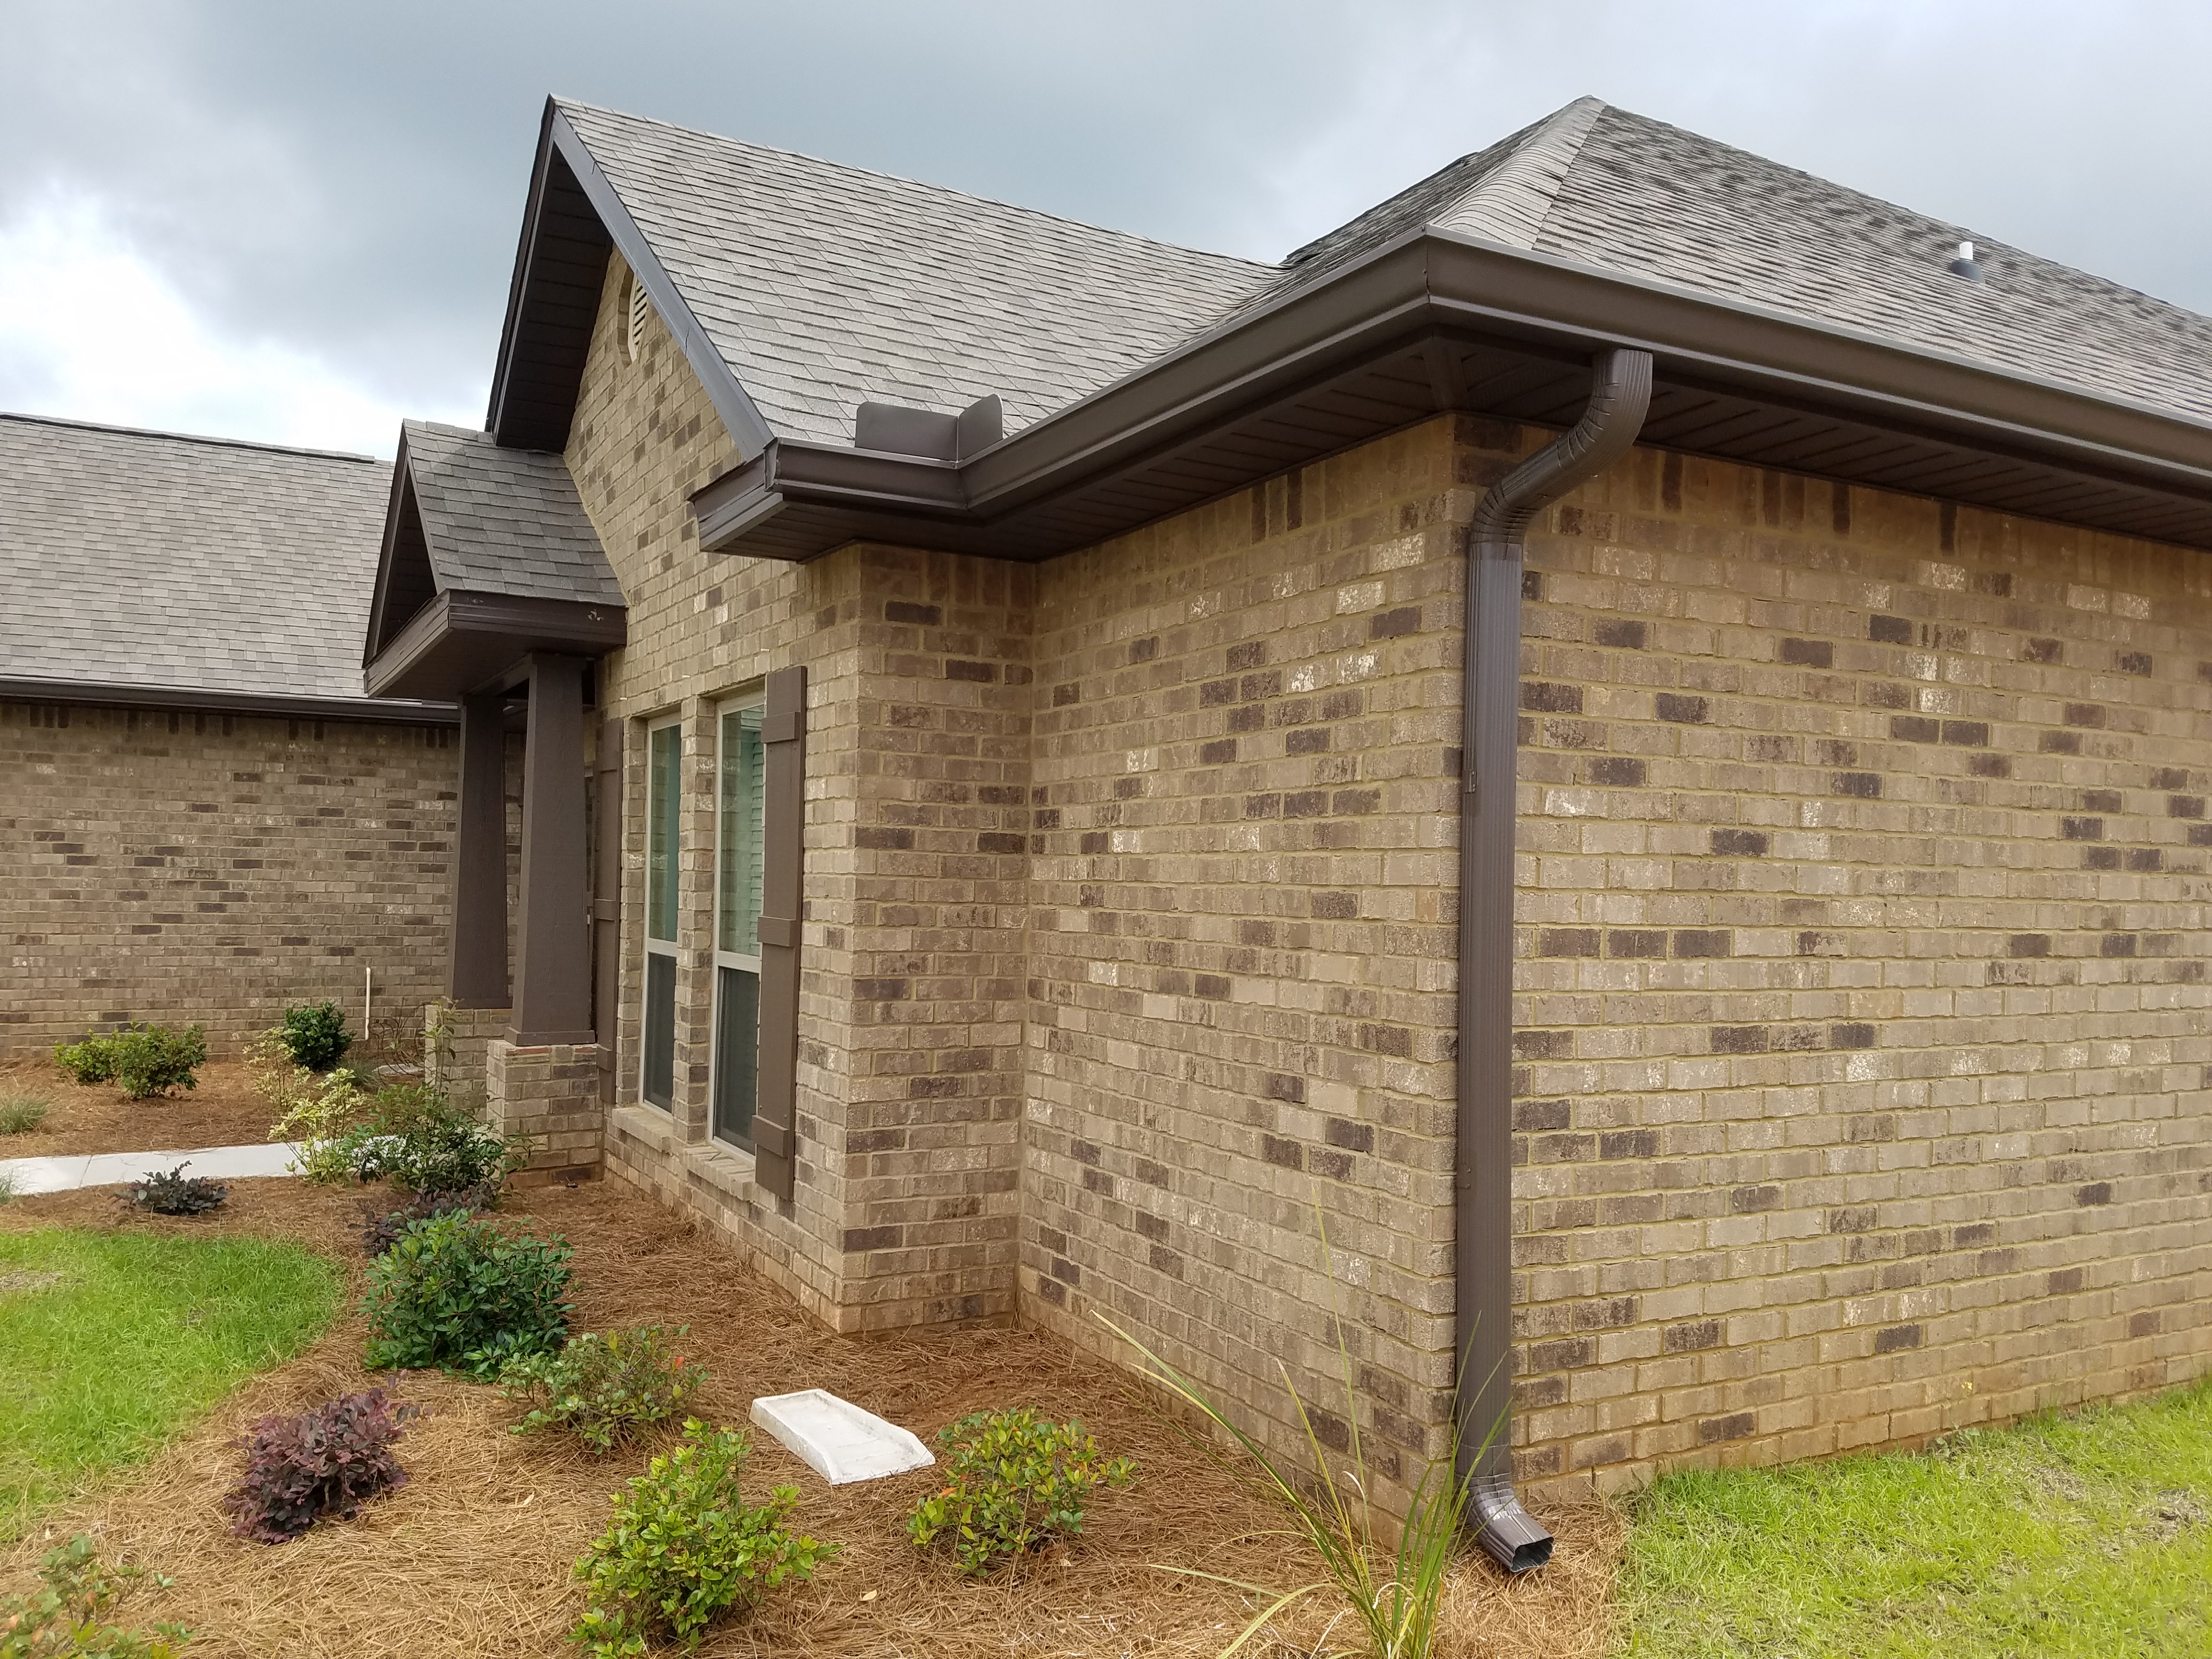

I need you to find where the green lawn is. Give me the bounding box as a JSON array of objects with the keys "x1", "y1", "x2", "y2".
[
  {"x1": 0, "y1": 1228, "x2": 342, "y2": 1539},
  {"x1": 1617, "y1": 1376, "x2": 2212, "y2": 1657}
]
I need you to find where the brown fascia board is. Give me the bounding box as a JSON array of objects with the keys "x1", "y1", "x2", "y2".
[
  {"x1": 364, "y1": 589, "x2": 627, "y2": 702},
  {"x1": 691, "y1": 227, "x2": 2212, "y2": 561},
  {"x1": 0, "y1": 675, "x2": 458, "y2": 726},
  {"x1": 362, "y1": 431, "x2": 422, "y2": 665},
  {"x1": 487, "y1": 101, "x2": 778, "y2": 463}
]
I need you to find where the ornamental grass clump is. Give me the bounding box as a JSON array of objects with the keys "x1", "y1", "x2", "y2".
[
  {"x1": 500, "y1": 1326, "x2": 708, "y2": 1452},
  {"x1": 124, "y1": 1163, "x2": 228, "y2": 1216},
  {"x1": 907, "y1": 1407, "x2": 1137, "y2": 1576},
  {"x1": 0, "y1": 1092, "x2": 50, "y2": 1135},
  {"x1": 570, "y1": 1420, "x2": 834, "y2": 1656},
  {"x1": 222, "y1": 1388, "x2": 417, "y2": 1544},
  {"x1": 0, "y1": 1534, "x2": 190, "y2": 1657},
  {"x1": 361, "y1": 1210, "x2": 573, "y2": 1379}
]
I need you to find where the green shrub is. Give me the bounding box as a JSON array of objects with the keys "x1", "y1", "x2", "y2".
[
  {"x1": 53, "y1": 1034, "x2": 120, "y2": 1085},
  {"x1": 361, "y1": 1210, "x2": 573, "y2": 1379},
  {"x1": 365, "y1": 1088, "x2": 527, "y2": 1194},
  {"x1": 907, "y1": 1407, "x2": 1136, "y2": 1576},
  {"x1": 359, "y1": 1182, "x2": 501, "y2": 1256},
  {"x1": 0, "y1": 1092, "x2": 50, "y2": 1135},
  {"x1": 264, "y1": 1068, "x2": 375, "y2": 1183},
  {"x1": 501, "y1": 1327, "x2": 707, "y2": 1453},
  {"x1": 569, "y1": 1420, "x2": 833, "y2": 1656},
  {"x1": 278, "y1": 1001, "x2": 352, "y2": 1073},
  {"x1": 0, "y1": 1533, "x2": 190, "y2": 1657}
]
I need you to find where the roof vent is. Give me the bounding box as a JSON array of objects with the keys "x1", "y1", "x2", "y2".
[
  {"x1": 854, "y1": 394, "x2": 1003, "y2": 461},
  {"x1": 625, "y1": 270, "x2": 651, "y2": 362},
  {"x1": 1948, "y1": 240, "x2": 1983, "y2": 282}
]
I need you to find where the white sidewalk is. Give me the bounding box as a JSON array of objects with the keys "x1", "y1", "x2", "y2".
[{"x1": 0, "y1": 1142, "x2": 303, "y2": 1197}]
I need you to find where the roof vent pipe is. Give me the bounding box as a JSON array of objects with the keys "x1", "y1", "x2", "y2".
[
  {"x1": 1457, "y1": 346, "x2": 1652, "y2": 1572},
  {"x1": 1949, "y1": 240, "x2": 1983, "y2": 281}
]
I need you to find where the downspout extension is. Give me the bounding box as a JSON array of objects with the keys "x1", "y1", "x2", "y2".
[{"x1": 1458, "y1": 346, "x2": 1654, "y2": 1572}]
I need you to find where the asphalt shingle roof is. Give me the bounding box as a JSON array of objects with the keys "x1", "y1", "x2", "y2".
[
  {"x1": 556, "y1": 100, "x2": 1274, "y2": 446},
  {"x1": 562, "y1": 95, "x2": 2211, "y2": 445},
  {"x1": 0, "y1": 414, "x2": 393, "y2": 702},
  {"x1": 402, "y1": 420, "x2": 619, "y2": 605}
]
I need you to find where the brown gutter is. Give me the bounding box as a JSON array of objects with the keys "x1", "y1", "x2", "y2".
[
  {"x1": 0, "y1": 675, "x2": 458, "y2": 726},
  {"x1": 1457, "y1": 346, "x2": 1653, "y2": 1573}
]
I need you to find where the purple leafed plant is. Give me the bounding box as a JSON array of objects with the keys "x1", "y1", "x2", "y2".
[{"x1": 223, "y1": 1387, "x2": 418, "y2": 1544}]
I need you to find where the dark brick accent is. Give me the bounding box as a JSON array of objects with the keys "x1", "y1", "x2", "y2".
[
  {"x1": 2169, "y1": 796, "x2": 2206, "y2": 819},
  {"x1": 1711, "y1": 829, "x2": 1769, "y2": 856},
  {"x1": 1591, "y1": 757, "x2": 1647, "y2": 787},
  {"x1": 1324, "y1": 1118, "x2": 1374, "y2": 1153},
  {"x1": 1890, "y1": 715, "x2": 1940, "y2": 743},
  {"x1": 2008, "y1": 934, "x2": 2050, "y2": 957},
  {"x1": 1227, "y1": 641, "x2": 1266, "y2": 670},
  {"x1": 2046, "y1": 1267, "x2": 2085, "y2": 1295},
  {"x1": 1941, "y1": 720, "x2": 1990, "y2": 746},
  {"x1": 1869, "y1": 614, "x2": 1914, "y2": 644},
  {"x1": 1514, "y1": 1030, "x2": 1574, "y2": 1059},
  {"x1": 1369, "y1": 606, "x2": 1421, "y2": 639},
  {"x1": 853, "y1": 979, "x2": 911, "y2": 1001},
  {"x1": 1199, "y1": 738, "x2": 1237, "y2": 765},
  {"x1": 1608, "y1": 929, "x2": 1667, "y2": 958},
  {"x1": 1194, "y1": 974, "x2": 1231, "y2": 1000},
  {"x1": 885, "y1": 600, "x2": 940, "y2": 624},
  {"x1": 2118, "y1": 651, "x2": 2153, "y2": 676},
  {"x1": 1599, "y1": 1128, "x2": 1660, "y2": 1159},
  {"x1": 1730, "y1": 1184, "x2": 1782, "y2": 1212},
  {"x1": 1827, "y1": 1206, "x2": 1879, "y2": 1233},
  {"x1": 1699, "y1": 1413, "x2": 1756, "y2": 1444},
  {"x1": 2064, "y1": 702, "x2": 2106, "y2": 728},
  {"x1": 1520, "y1": 682, "x2": 1583, "y2": 713},
  {"x1": 842, "y1": 1226, "x2": 902, "y2": 1252},
  {"x1": 1780, "y1": 637, "x2": 1833, "y2": 668},
  {"x1": 1595, "y1": 618, "x2": 1647, "y2": 649},
  {"x1": 1261, "y1": 1072, "x2": 1306, "y2": 1104},
  {"x1": 1711, "y1": 1025, "x2": 1770, "y2": 1053},
  {"x1": 2101, "y1": 935, "x2": 2137, "y2": 958},
  {"x1": 854, "y1": 826, "x2": 915, "y2": 850},
  {"x1": 1527, "y1": 1338, "x2": 1594, "y2": 1372},
  {"x1": 2076, "y1": 1182, "x2": 2113, "y2": 1206},
  {"x1": 1260, "y1": 1135, "x2": 1304, "y2": 1171},
  {"x1": 1833, "y1": 772, "x2": 1883, "y2": 798},
  {"x1": 1664, "y1": 1320, "x2": 1722, "y2": 1352},
  {"x1": 1538, "y1": 927, "x2": 1600, "y2": 957},
  {"x1": 1656, "y1": 692, "x2": 1709, "y2": 723},
  {"x1": 1872, "y1": 1323, "x2": 1923, "y2": 1354},
  {"x1": 945, "y1": 659, "x2": 996, "y2": 682},
  {"x1": 1673, "y1": 929, "x2": 1731, "y2": 958},
  {"x1": 2023, "y1": 637, "x2": 2062, "y2": 663}
]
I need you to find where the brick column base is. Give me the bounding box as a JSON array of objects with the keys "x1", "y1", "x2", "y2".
[
  {"x1": 485, "y1": 1037, "x2": 603, "y2": 1186},
  {"x1": 423, "y1": 1003, "x2": 513, "y2": 1102}
]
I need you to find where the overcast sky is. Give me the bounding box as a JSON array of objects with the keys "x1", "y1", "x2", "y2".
[{"x1": 2, "y1": 0, "x2": 2204, "y2": 456}]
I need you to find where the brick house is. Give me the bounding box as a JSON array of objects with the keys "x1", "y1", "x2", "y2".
[
  {"x1": 2, "y1": 414, "x2": 460, "y2": 1052},
  {"x1": 364, "y1": 95, "x2": 2212, "y2": 1565}
]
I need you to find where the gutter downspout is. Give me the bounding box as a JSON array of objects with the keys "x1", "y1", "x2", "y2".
[{"x1": 1458, "y1": 346, "x2": 1654, "y2": 1572}]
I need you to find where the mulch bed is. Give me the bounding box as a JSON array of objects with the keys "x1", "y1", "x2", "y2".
[
  {"x1": 0, "y1": 1058, "x2": 276, "y2": 1161},
  {"x1": 0, "y1": 1176, "x2": 1621, "y2": 1658}
]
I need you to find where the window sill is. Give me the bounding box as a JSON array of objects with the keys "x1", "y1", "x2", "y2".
[{"x1": 610, "y1": 1104, "x2": 759, "y2": 1201}]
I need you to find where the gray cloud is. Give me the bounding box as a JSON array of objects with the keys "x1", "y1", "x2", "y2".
[{"x1": 3, "y1": 0, "x2": 2204, "y2": 438}]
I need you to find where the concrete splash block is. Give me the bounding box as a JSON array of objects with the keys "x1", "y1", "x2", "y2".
[{"x1": 749, "y1": 1389, "x2": 934, "y2": 1485}]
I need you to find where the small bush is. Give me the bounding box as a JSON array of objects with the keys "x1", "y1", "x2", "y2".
[
  {"x1": 125, "y1": 1163, "x2": 229, "y2": 1216},
  {"x1": 53, "y1": 1032, "x2": 120, "y2": 1085},
  {"x1": 0, "y1": 1534, "x2": 190, "y2": 1657},
  {"x1": 371, "y1": 1093, "x2": 527, "y2": 1196},
  {"x1": 501, "y1": 1326, "x2": 707, "y2": 1453},
  {"x1": 361, "y1": 1210, "x2": 573, "y2": 1379},
  {"x1": 907, "y1": 1408, "x2": 1136, "y2": 1576},
  {"x1": 222, "y1": 1387, "x2": 416, "y2": 1544},
  {"x1": 569, "y1": 1420, "x2": 833, "y2": 1656},
  {"x1": 0, "y1": 1092, "x2": 50, "y2": 1135},
  {"x1": 278, "y1": 1000, "x2": 352, "y2": 1073},
  {"x1": 359, "y1": 1181, "x2": 501, "y2": 1256}
]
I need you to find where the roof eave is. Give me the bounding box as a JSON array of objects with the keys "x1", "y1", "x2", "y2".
[
  {"x1": 0, "y1": 675, "x2": 459, "y2": 726},
  {"x1": 364, "y1": 589, "x2": 628, "y2": 703}
]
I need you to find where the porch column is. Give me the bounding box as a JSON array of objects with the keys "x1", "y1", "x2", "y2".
[
  {"x1": 449, "y1": 691, "x2": 511, "y2": 1007},
  {"x1": 509, "y1": 653, "x2": 595, "y2": 1045}
]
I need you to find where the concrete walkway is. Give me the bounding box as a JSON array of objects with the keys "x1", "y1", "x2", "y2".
[{"x1": 0, "y1": 1143, "x2": 303, "y2": 1197}]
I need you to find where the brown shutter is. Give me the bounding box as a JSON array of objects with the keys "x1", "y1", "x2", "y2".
[
  {"x1": 591, "y1": 717, "x2": 624, "y2": 1102},
  {"x1": 753, "y1": 665, "x2": 806, "y2": 1200}
]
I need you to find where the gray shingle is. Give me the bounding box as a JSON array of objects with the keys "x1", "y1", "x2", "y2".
[
  {"x1": 556, "y1": 101, "x2": 1274, "y2": 446},
  {"x1": 0, "y1": 414, "x2": 391, "y2": 702},
  {"x1": 567, "y1": 95, "x2": 2210, "y2": 444},
  {"x1": 403, "y1": 421, "x2": 619, "y2": 605}
]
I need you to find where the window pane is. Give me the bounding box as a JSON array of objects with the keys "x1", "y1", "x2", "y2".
[
  {"x1": 642, "y1": 951, "x2": 676, "y2": 1109},
  {"x1": 718, "y1": 706, "x2": 765, "y2": 957},
  {"x1": 647, "y1": 724, "x2": 681, "y2": 941},
  {"x1": 712, "y1": 964, "x2": 759, "y2": 1147}
]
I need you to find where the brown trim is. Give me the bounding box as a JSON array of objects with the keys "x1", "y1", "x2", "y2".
[
  {"x1": 752, "y1": 664, "x2": 806, "y2": 1203},
  {"x1": 0, "y1": 676, "x2": 458, "y2": 726},
  {"x1": 450, "y1": 692, "x2": 512, "y2": 1008},
  {"x1": 364, "y1": 589, "x2": 627, "y2": 702},
  {"x1": 508, "y1": 654, "x2": 595, "y2": 1047},
  {"x1": 592, "y1": 715, "x2": 624, "y2": 1104}
]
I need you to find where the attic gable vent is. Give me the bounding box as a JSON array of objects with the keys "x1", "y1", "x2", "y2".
[{"x1": 626, "y1": 270, "x2": 651, "y2": 362}]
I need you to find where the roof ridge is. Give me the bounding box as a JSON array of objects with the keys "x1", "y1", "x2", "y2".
[
  {"x1": 554, "y1": 98, "x2": 1276, "y2": 275},
  {"x1": 0, "y1": 409, "x2": 380, "y2": 464},
  {"x1": 1438, "y1": 95, "x2": 1609, "y2": 249}
]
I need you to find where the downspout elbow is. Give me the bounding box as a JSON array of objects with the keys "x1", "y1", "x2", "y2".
[{"x1": 1458, "y1": 347, "x2": 1653, "y2": 1572}]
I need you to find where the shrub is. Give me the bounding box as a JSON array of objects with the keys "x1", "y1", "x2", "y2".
[
  {"x1": 125, "y1": 1163, "x2": 229, "y2": 1216},
  {"x1": 52, "y1": 1033, "x2": 120, "y2": 1085},
  {"x1": 501, "y1": 1327, "x2": 707, "y2": 1453},
  {"x1": 256, "y1": 1031, "x2": 374, "y2": 1182},
  {"x1": 370, "y1": 1092, "x2": 527, "y2": 1195},
  {"x1": 278, "y1": 1000, "x2": 352, "y2": 1073},
  {"x1": 0, "y1": 1534, "x2": 190, "y2": 1657},
  {"x1": 222, "y1": 1387, "x2": 416, "y2": 1544},
  {"x1": 907, "y1": 1407, "x2": 1136, "y2": 1576},
  {"x1": 359, "y1": 1181, "x2": 501, "y2": 1256},
  {"x1": 361, "y1": 1210, "x2": 573, "y2": 1379},
  {"x1": 0, "y1": 1092, "x2": 50, "y2": 1135},
  {"x1": 58, "y1": 1025, "x2": 207, "y2": 1101},
  {"x1": 569, "y1": 1420, "x2": 833, "y2": 1656}
]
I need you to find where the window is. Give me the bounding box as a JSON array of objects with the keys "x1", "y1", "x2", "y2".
[
  {"x1": 640, "y1": 717, "x2": 681, "y2": 1110},
  {"x1": 711, "y1": 697, "x2": 765, "y2": 1147}
]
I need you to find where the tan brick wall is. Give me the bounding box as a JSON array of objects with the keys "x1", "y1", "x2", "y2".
[
  {"x1": 557, "y1": 247, "x2": 2210, "y2": 1501},
  {"x1": 1509, "y1": 441, "x2": 2212, "y2": 1496},
  {"x1": 2, "y1": 699, "x2": 457, "y2": 1054}
]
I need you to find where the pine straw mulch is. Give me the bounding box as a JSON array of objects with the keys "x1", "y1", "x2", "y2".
[
  {"x1": 0, "y1": 1058, "x2": 275, "y2": 1161},
  {"x1": 0, "y1": 1176, "x2": 1624, "y2": 1659}
]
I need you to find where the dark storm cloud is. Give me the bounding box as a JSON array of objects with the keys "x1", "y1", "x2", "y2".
[{"x1": 2, "y1": 0, "x2": 2205, "y2": 437}]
